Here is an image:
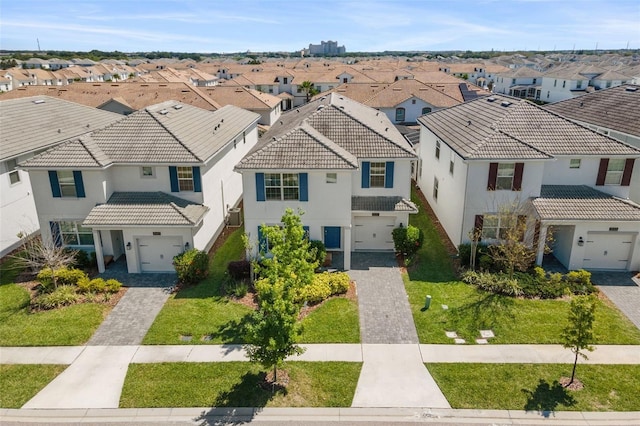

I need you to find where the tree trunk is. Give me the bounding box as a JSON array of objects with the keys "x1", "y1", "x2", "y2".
[{"x1": 569, "y1": 351, "x2": 578, "y2": 385}]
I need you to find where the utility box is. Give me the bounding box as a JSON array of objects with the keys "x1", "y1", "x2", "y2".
[{"x1": 228, "y1": 208, "x2": 242, "y2": 226}]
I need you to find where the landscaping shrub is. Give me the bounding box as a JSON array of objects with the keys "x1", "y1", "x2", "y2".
[
  {"x1": 37, "y1": 267, "x2": 88, "y2": 290},
  {"x1": 227, "y1": 260, "x2": 251, "y2": 281},
  {"x1": 104, "y1": 279, "x2": 122, "y2": 293},
  {"x1": 392, "y1": 225, "x2": 424, "y2": 259},
  {"x1": 461, "y1": 270, "x2": 523, "y2": 297},
  {"x1": 327, "y1": 271, "x2": 350, "y2": 295},
  {"x1": 32, "y1": 285, "x2": 80, "y2": 310},
  {"x1": 65, "y1": 249, "x2": 97, "y2": 270},
  {"x1": 478, "y1": 254, "x2": 494, "y2": 271},
  {"x1": 309, "y1": 240, "x2": 327, "y2": 266},
  {"x1": 173, "y1": 249, "x2": 209, "y2": 285},
  {"x1": 295, "y1": 272, "x2": 351, "y2": 304},
  {"x1": 77, "y1": 277, "x2": 122, "y2": 294},
  {"x1": 458, "y1": 243, "x2": 490, "y2": 268}
]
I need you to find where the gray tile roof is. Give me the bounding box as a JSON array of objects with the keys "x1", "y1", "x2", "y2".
[
  {"x1": 0, "y1": 96, "x2": 122, "y2": 162},
  {"x1": 544, "y1": 85, "x2": 640, "y2": 138},
  {"x1": 418, "y1": 94, "x2": 640, "y2": 160},
  {"x1": 532, "y1": 185, "x2": 640, "y2": 221},
  {"x1": 83, "y1": 192, "x2": 208, "y2": 227},
  {"x1": 237, "y1": 93, "x2": 416, "y2": 170},
  {"x1": 351, "y1": 196, "x2": 418, "y2": 213},
  {"x1": 21, "y1": 102, "x2": 260, "y2": 168}
]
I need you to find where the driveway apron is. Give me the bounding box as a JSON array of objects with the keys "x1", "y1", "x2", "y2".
[
  {"x1": 348, "y1": 252, "x2": 449, "y2": 408},
  {"x1": 591, "y1": 271, "x2": 640, "y2": 330}
]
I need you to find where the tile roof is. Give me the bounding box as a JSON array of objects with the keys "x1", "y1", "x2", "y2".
[
  {"x1": 351, "y1": 196, "x2": 418, "y2": 213},
  {"x1": 532, "y1": 185, "x2": 640, "y2": 221},
  {"x1": 238, "y1": 93, "x2": 416, "y2": 170},
  {"x1": 544, "y1": 85, "x2": 640, "y2": 138},
  {"x1": 418, "y1": 94, "x2": 640, "y2": 160},
  {"x1": 21, "y1": 102, "x2": 260, "y2": 168},
  {"x1": 0, "y1": 96, "x2": 122, "y2": 162},
  {"x1": 83, "y1": 192, "x2": 209, "y2": 227}
]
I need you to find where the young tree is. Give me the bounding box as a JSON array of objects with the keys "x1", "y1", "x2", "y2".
[
  {"x1": 11, "y1": 233, "x2": 77, "y2": 288},
  {"x1": 487, "y1": 203, "x2": 535, "y2": 276},
  {"x1": 244, "y1": 208, "x2": 316, "y2": 385},
  {"x1": 561, "y1": 295, "x2": 597, "y2": 386}
]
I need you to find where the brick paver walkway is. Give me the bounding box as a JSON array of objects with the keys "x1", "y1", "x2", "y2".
[
  {"x1": 348, "y1": 252, "x2": 419, "y2": 344},
  {"x1": 591, "y1": 272, "x2": 640, "y2": 330}
]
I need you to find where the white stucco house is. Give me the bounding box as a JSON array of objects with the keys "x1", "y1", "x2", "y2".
[
  {"x1": 235, "y1": 93, "x2": 418, "y2": 270},
  {"x1": 0, "y1": 96, "x2": 122, "y2": 257},
  {"x1": 417, "y1": 94, "x2": 640, "y2": 272},
  {"x1": 21, "y1": 101, "x2": 260, "y2": 273}
]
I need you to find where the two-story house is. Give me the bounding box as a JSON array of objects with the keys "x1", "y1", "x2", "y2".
[
  {"x1": 235, "y1": 93, "x2": 417, "y2": 270},
  {"x1": 21, "y1": 102, "x2": 260, "y2": 273},
  {"x1": 417, "y1": 94, "x2": 640, "y2": 272},
  {"x1": 0, "y1": 96, "x2": 122, "y2": 257}
]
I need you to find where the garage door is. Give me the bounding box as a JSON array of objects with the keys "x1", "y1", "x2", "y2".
[
  {"x1": 583, "y1": 232, "x2": 633, "y2": 270},
  {"x1": 354, "y1": 216, "x2": 395, "y2": 250},
  {"x1": 138, "y1": 236, "x2": 183, "y2": 272}
]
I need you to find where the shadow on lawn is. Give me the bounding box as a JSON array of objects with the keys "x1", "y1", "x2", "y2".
[
  {"x1": 208, "y1": 314, "x2": 253, "y2": 344},
  {"x1": 194, "y1": 371, "x2": 282, "y2": 425},
  {"x1": 447, "y1": 292, "x2": 515, "y2": 339},
  {"x1": 522, "y1": 378, "x2": 576, "y2": 418}
]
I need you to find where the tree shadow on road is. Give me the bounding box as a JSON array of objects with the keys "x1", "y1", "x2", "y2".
[{"x1": 522, "y1": 378, "x2": 576, "y2": 418}]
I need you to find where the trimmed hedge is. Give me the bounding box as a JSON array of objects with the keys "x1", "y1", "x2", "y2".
[
  {"x1": 296, "y1": 272, "x2": 350, "y2": 305},
  {"x1": 37, "y1": 267, "x2": 87, "y2": 290},
  {"x1": 392, "y1": 225, "x2": 424, "y2": 258},
  {"x1": 173, "y1": 249, "x2": 209, "y2": 285}
]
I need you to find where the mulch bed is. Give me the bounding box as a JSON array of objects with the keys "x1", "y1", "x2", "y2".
[
  {"x1": 559, "y1": 376, "x2": 584, "y2": 390},
  {"x1": 260, "y1": 368, "x2": 290, "y2": 391}
]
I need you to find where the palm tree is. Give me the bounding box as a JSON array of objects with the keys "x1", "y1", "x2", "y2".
[{"x1": 299, "y1": 80, "x2": 318, "y2": 102}]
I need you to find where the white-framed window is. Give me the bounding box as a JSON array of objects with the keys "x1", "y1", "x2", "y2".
[
  {"x1": 422, "y1": 107, "x2": 432, "y2": 114},
  {"x1": 433, "y1": 177, "x2": 439, "y2": 201},
  {"x1": 449, "y1": 151, "x2": 455, "y2": 175},
  {"x1": 496, "y1": 163, "x2": 515, "y2": 190},
  {"x1": 141, "y1": 166, "x2": 154, "y2": 178},
  {"x1": 59, "y1": 221, "x2": 94, "y2": 246},
  {"x1": 562, "y1": 81, "x2": 566, "y2": 88},
  {"x1": 369, "y1": 162, "x2": 386, "y2": 187},
  {"x1": 577, "y1": 80, "x2": 582, "y2": 89},
  {"x1": 7, "y1": 159, "x2": 20, "y2": 184},
  {"x1": 265, "y1": 173, "x2": 299, "y2": 200},
  {"x1": 326, "y1": 173, "x2": 337, "y2": 183},
  {"x1": 58, "y1": 170, "x2": 77, "y2": 197},
  {"x1": 569, "y1": 159, "x2": 581, "y2": 169},
  {"x1": 395, "y1": 107, "x2": 405, "y2": 122},
  {"x1": 177, "y1": 166, "x2": 194, "y2": 191},
  {"x1": 435, "y1": 140, "x2": 441, "y2": 159},
  {"x1": 481, "y1": 214, "x2": 515, "y2": 240},
  {"x1": 605, "y1": 159, "x2": 626, "y2": 185}
]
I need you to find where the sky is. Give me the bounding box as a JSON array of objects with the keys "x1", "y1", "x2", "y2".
[{"x1": 1, "y1": 0, "x2": 639, "y2": 53}]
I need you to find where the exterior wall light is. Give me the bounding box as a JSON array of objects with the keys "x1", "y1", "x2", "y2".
[{"x1": 577, "y1": 237, "x2": 584, "y2": 246}]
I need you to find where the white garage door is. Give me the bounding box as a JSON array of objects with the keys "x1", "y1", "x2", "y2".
[
  {"x1": 583, "y1": 232, "x2": 633, "y2": 270},
  {"x1": 354, "y1": 216, "x2": 395, "y2": 250},
  {"x1": 138, "y1": 236, "x2": 183, "y2": 272}
]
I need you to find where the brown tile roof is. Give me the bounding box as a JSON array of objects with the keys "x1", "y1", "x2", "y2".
[
  {"x1": 199, "y1": 86, "x2": 281, "y2": 110},
  {"x1": 83, "y1": 192, "x2": 208, "y2": 226},
  {"x1": 532, "y1": 185, "x2": 640, "y2": 221},
  {"x1": 418, "y1": 94, "x2": 640, "y2": 160},
  {"x1": 544, "y1": 85, "x2": 640, "y2": 138}
]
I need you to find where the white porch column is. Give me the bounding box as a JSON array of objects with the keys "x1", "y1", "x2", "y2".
[
  {"x1": 535, "y1": 224, "x2": 548, "y2": 266},
  {"x1": 343, "y1": 225, "x2": 351, "y2": 271},
  {"x1": 94, "y1": 230, "x2": 105, "y2": 273}
]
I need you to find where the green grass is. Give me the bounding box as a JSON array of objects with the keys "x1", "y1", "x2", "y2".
[
  {"x1": 299, "y1": 297, "x2": 360, "y2": 343},
  {"x1": 406, "y1": 185, "x2": 640, "y2": 345},
  {"x1": 143, "y1": 226, "x2": 253, "y2": 344},
  {"x1": 0, "y1": 281, "x2": 108, "y2": 346},
  {"x1": 0, "y1": 364, "x2": 66, "y2": 408},
  {"x1": 120, "y1": 362, "x2": 362, "y2": 408},
  {"x1": 427, "y1": 363, "x2": 640, "y2": 411}
]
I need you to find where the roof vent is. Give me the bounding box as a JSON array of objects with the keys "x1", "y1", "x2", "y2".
[
  {"x1": 158, "y1": 109, "x2": 169, "y2": 115},
  {"x1": 317, "y1": 105, "x2": 325, "y2": 110},
  {"x1": 487, "y1": 97, "x2": 496, "y2": 102},
  {"x1": 33, "y1": 99, "x2": 45, "y2": 104},
  {"x1": 467, "y1": 120, "x2": 472, "y2": 126},
  {"x1": 625, "y1": 86, "x2": 638, "y2": 92},
  {"x1": 173, "y1": 104, "x2": 183, "y2": 110},
  {"x1": 500, "y1": 101, "x2": 511, "y2": 107},
  {"x1": 579, "y1": 101, "x2": 583, "y2": 107}
]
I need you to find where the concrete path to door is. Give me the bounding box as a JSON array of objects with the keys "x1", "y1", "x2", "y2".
[
  {"x1": 347, "y1": 252, "x2": 449, "y2": 408},
  {"x1": 591, "y1": 271, "x2": 640, "y2": 330}
]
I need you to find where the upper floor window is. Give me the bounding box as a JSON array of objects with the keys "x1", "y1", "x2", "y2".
[
  {"x1": 369, "y1": 162, "x2": 386, "y2": 187},
  {"x1": 395, "y1": 108, "x2": 405, "y2": 122},
  {"x1": 58, "y1": 170, "x2": 77, "y2": 197},
  {"x1": 361, "y1": 161, "x2": 394, "y2": 189},
  {"x1": 266, "y1": 173, "x2": 299, "y2": 200},
  {"x1": 141, "y1": 166, "x2": 154, "y2": 178},
  {"x1": 7, "y1": 159, "x2": 20, "y2": 184},
  {"x1": 487, "y1": 162, "x2": 524, "y2": 191},
  {"x1": 433, "y1": 177, "x2": 439, "y2": 201},
  {"x1": 577, "y1": 80, "x2": 582, "y2": 89},
  {"x1": 554, "y1": 79, "x2": 557, "y2": 87},
  {"x1": 562, "y1": 80, "x2": 566, "y2": 88},
  {"x1": 605, "y1": 159, "x2": 626, "y2": 185},
  {"x1": 496, "y1": 163, "x2": 515, "y2": 190},
  {"x1": 532, "y1": 78, "x2": 537, "y2": 84},
  {"x1": 326, "y1": 173, "x2": 337, "y2": 184},
  {"x1": 48, "y1": 170, "x2": 85, "y2": 198},
  {"x1": 449, "y1": 151, "x2": 455, "y2": 175},
  {"x1": 422, "y1": 107, "x2": 432, "y2": 115},
  {"x1": 596, "y1": 158, "x2": 633, "y2": 187},
  {"x1": 169, "y1": 166, "x2": 201, "y2": 193},
  {"x1": 435, "y1": 140, "x2": 441, "y2": 159},
  {"x1": 283, "y1": 77, "x2": 288, "y2": 84},
  {"x1": 177, "y1": 167, "x2": 194, "y2": 191},
  {"x1": 511, "y1": 78, "x2": 516, "y2": 84},
  {"x1": 569, "y1": 159, "x2": 581, "y2": 169}
]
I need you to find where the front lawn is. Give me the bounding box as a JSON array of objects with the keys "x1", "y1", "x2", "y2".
[
  {"x1": 299, "y1": 297, "x2": 360, "y2": 343},
  {"x1": 427, "y1": 363, "x2": 640, "y2": 411},
  {"x1": 120, "y1": 362, "x2": 361, "y2": 408},
  {"x1": 406, "y1": 185, "x2": 640, "y2": 345},
  {"x1": 0, "y1": 364, "x2": 66, "y2": 408}
]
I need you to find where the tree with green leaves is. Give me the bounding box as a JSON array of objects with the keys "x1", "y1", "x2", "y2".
[
  {"x1": 244, "y1": 208, "x2": 317, "y2": 386},
  {"x1": 299, "y1": 80, "x2": 319, "y2": 102},
  {"x1": 561, "y1": 295, "x2": 597, "y2": 386}
]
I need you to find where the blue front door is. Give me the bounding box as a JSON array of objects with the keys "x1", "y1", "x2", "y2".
[{"x1": 324, "y1": 226, "x2": 341, "y2": 249}]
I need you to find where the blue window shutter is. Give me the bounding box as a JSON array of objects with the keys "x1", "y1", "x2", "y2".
[
  {"x1": 192, "y1": 166, "x2": 202, "y2": 192},
  {"x1": 256, "y1": 173, "x2": 265, "y2": 201},
  {"x1": 258, "y1": 226, "x2": 267, "y2": 253},
  {"x1": 385, "y1": 162, "x2": 394, "y2": 188},
  {"x1": 299, "y1": 173, "x2": 308, "y2": 201},
  {"x1": 303, "y1": 226, "x2": 310, "y2": 239},
  {"x1": 48, "y1": 171, "x2": 61, "y2": 198},
  {"x1": 361, "y1": 161, "x2": 370, "y2": 188},
  {"x1": 169, "y1": 166, "x2": 179, "y2": 192},
  {"x1": 49, "y1": 222, "x2": 62, "y2": 247},
  {"x1": 73, "y1": 171, "x2": 85, "y2": 198}
]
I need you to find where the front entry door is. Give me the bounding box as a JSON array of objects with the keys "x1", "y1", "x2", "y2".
[{"x1": 324, "y1": 226, "x2": 341, "y2": 249}]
